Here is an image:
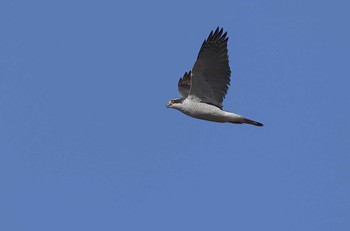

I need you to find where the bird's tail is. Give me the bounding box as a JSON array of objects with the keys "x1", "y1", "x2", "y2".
[{"x1": 242, "y1": 118, "x2": 263, "y2": 127}]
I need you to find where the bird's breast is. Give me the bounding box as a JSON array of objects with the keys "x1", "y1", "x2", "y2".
[{"x1": 179, "y1": 100, "x2": 230, "y2": 122}]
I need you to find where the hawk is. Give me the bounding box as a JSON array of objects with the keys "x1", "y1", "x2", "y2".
[{"x1": 166, "y1": 27, "x2": 263, "y2": 126}]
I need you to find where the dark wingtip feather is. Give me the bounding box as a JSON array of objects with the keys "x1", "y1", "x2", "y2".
[
  {"x1": 208, "y1": 31, "x2": 214, "y2": 40},
  {"x1": 214, "y1": 27, "x2": 220, "y2": 34},
  {"x1": 205, "y1": 27, "x2": 228, "y2": 43},
  {"x1": 201, "y1": 27, "x2": 228, "y2": 46}
]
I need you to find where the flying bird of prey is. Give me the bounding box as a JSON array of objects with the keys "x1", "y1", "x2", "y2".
[{"x1": 166, "y1": 27, "x2": 263, "y2": 126}]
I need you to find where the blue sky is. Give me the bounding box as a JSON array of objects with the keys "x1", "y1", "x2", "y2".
[{"x1": 1, "y1": 0, "x2": 349, "y2": 230}]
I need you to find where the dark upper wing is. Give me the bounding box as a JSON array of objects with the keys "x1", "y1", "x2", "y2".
[
  {"x1": 189, "y1": 27, "x2": 231, "y2": 109},
  {"x1": 178, "y1": 71, "x2": 191, "y2": 98}
]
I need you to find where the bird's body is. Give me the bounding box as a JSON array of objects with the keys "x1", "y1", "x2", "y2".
[
  {"x1": 167, "y1": 27, "x2": 263, "y2": 127},
  {"x1": 172, "y1": 96, "x2": 243, "y2": 123}
]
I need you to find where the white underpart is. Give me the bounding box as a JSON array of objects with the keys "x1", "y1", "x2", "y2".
[{"x1": 174, "y1": 97, "x2": 244, "y2": 123}]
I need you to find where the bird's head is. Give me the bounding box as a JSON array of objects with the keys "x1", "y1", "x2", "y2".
[{"x1": 166, "y1": 98, "x2": 183, "y2": 109}]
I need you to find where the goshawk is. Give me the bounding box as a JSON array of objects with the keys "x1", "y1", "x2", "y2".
[{"x1": 167, "y1": 27, "x2": 263, "y2": 127}]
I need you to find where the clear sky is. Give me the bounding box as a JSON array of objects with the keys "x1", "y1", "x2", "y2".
[{"x1": 1, "y1": 0, "x2": 349, "y2": 230}]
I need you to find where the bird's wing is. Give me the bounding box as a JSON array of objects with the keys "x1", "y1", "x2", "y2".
[
  {"x1": 178, "y1": 71, "x2": 191, "y2": 98},
  {"x1": 189, "y1": 27, "x2": 231, "y2": 109}
]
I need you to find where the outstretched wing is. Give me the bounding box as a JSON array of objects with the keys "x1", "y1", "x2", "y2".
[
  {"x1": 178, "y1": 71, "x2": 191, "y2": 98},
  {"x1": 189, "y1": 27, "x2": 231, "y2": 109}
]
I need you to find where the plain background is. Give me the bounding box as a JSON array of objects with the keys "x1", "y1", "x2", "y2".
[{"x1": 1, "y1": 0, "x2": 349, "y2": 230}]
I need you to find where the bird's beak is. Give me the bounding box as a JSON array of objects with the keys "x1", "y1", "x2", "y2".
[{"x1": 166, "y1": 102, "x2": 172, "y2": 108}]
